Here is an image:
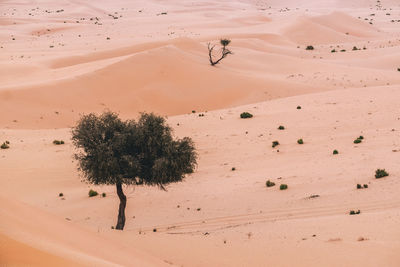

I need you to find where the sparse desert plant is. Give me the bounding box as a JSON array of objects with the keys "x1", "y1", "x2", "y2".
[
  {"x1": 240, "y1": 112, "x2": 253, "y2": 119},
  {"x1": 397, "y1": 68, "x2": 400, "y2": 72},
  {"x1": 363, "y1": 184, "x2": 368, "y2": 188},
  {"x1": 272, "y1": 141, "x2": 280, "y2": 148},
  {"x1": 349, "y1": 210, "x2": 361, "y2": 215},
  {"x1": 375, "y1": 169, "x2": 388, "y2": 179},
  {"x1": 1, "y1": 142, "x2": 9, "y2": 149},
  {"x1": 280, "y1": 184, "x2": 288, "y2": 190},
  {"x1": 356, "y1": 184, "x2": 362, "y2": 189},
  {"x1": 306, "y1": 45, "x2": 314, "y2": 50},
  {"x1": 266, "y1": 180, "x2": 275, "y2": 187},
  {"x1": 358, "y1": 136, "x2": 364, "y2": 140},
  {"x1": 231, "y1": 167, "x2": 236, "y2": 171},
  {"x1": 59, "y1": 192, "x2": 64, "y2": 197},
  {"x1": 354, "y1": 138, "x2": 362, "y2": 144},
  {"x1": 340, "y1": 49, "x2": 346, "y2": 52},
  {"x1": 333, "y1": 149, "x2": 339, "y2": 155},
  {"x1": 297, "y1": 106, "x2": 302, "y2": 109},
  {"x1": 102, "y1": 192, "x2": 106, "y2": 197},
  {"x1": 297, "y1": 139, "x2": 304, "y2": 144},
  {"x1": 53, "y1": 140, "x2": 65, "y2": 145},
  {"x1": 208, "y1": 39, "x2": 232, "y2": 66},
  {"x1": 278, "y1": 125, "x2": 285, "y2": 130},
  {"x1": 89, "y1": 189, "x2": 98, "y2": 197},
  {"x1": 352, "y1": 46, "x2": 359, "y2": 51},
  {"x1": 72, "y1": 111, "x2": 197, "y2": 230},
  {"x1": 331, "y1": 49, "x2": 337, "y2": 53}
]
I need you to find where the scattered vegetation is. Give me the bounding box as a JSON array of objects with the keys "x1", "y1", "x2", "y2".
[
  {"x1": 280, "y1": 184, "x2": 288, "y2": 190},
  {"x1": 278, "y1": 125, "x2": 285, "y2": 130},
  {"x1": 333, "y1": 149, "x2": 339, "y2": 155},
  {"x1": 1, "y1": 141, "x2": 10, "y2": 149},
  {"x1": 297, "y1": 106, "x2": 302, "y2": 109},
  {"x1": 240, "y1": 112, "x2": 253, "y2": 119},
  {"x1": 272, "y1": 141, "x2": 280, "y2": 148},
  {"x1": 53, "y1": 140, "x2": 65, "y2": 145},
  {"x1": 306, "y1": 45, "x2": 314, "y2": 50},
  {"x1": 59, "y1": 193, "x2": 64, "y2": 197},
  {"x1": 349, "y1": 210, "x2": 361, "y2": 215},
  {"x1": 231, "y1": 167, "x2": 236, "y2": 171},
  {"x1": 297, "y1": 139, "x2": 304, "y2": 144},
  {"x1": 102, "y1": 192, "x2": 106, "y2": 197},
  {"x1": 72, "y1": 111, "x2": 197, "y2": 230},
  {"x1": 266, "y1": 180, "x2": 275, "y2": 187},
  {"x1": 208, "y1": 39, "x2": 232, "y2": 66},
  {"x1": 331, "y1": 49, "x2": 337, "y2": 53},
  {"x1": 354, "y1": 137, "x2": 362, "y2": 144},
  {"x1": 88, "y1": 189, "x2": 98, "y2": 197},
  {"x1": 375, "y1": 169, "x2": 388, "y2": 179}
]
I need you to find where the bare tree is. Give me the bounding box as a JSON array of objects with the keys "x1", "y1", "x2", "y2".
[{"x1": 208, "y1": 39, "x2": 232, "y2": 66}]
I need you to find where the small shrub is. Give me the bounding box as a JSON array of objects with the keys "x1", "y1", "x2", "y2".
[
  {"x1": 278, "y1": 125, "x2": 285, "y2": 130},
  {"x1": 340, "y1": 49, "x2": 346, "y2": 52},
  {"x1": 272, "y1": 141, "x2": 280, "y2": 148},
  {"x1": 363, "y1": 184, "x2": 368, "y2": 188},
  {"x1": 5, "y1": 141, "x2": 9, "y2": 144},
  {"x1": 306, "y1": 45, "x2": 314, "y2": 50},
  {"x1": 297, "y1": 139, "x2": 304, "y2": 144},
  {"x1": 354, "y1": 139, "x2": 362, "y2": 144},
  {"x1": 358, "y1": 136, "x2": 364, "y2": 140},
  {"x1": 297, "y1": 106, "x2": 301, "y2": 109},
  {"x1": 153, "y1": 228, "x2": 157, "y2": 232},
  {"x1": 53, "y1": 140, "x2": 65, "y2": 145},
  {"x1": 356, "y1": 184, "x2": 362, "y2": 189},
  {"x1": 88, "y1": 189, "x2": 98, "y2": 197},
  {"x1": 231, "y1": 167, "x2": 236, "y2": 171},
  {"x1": 1, "y1": 142, "x2": 9, "y2": 149},
  {"x1": 240, "y1": 112, "x2": 253, "y2": 119},
  {"x1": 266, "y1": 180, "x2": 275, "y2": 187},
  {"x1": 192, "y1": 110, "x2": 196, "y2": 113},
  {"x1": 397, "y1": 68, "x2": 400, "y2": 72},
  {"x1": 333, "y1": 149, "x2": 339, "y2": 155},
  {"x1": 331, "y1": 49, "x2": 337, "y2": 53},
  {"x1": 375, "y1": 169, "x2": 388, "y2": 179},
  {"x1": 349, "y1": 210, "x2": 361, "y2": 215},
  {"x1": 102, "y1": 192, "x2": 106, "y2": 197},
  {"x1": 280, "y1": 184, "x2": 288, "y2": 190},
  {"x1": 59, "y1": 192, "x2": 64, "y2": 197},
  {"x1": 352, "y1": 46, "x2": 359, "y2": 51}
]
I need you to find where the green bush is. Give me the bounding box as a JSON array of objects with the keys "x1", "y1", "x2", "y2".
[
  {"x1": 354, "y1": 139, "x2": 362, "y2": 144},
  {"x1": 240, "y1": 112, "x2": 253, "y2": 119},
  {"x1": 297, "y1": 139, "x2": 304, "y2": 144},
  {"x1": 1, "y1": 142, "x2": 9, "y2": 149},
  {"x1": 102, "y1": 192, "x2": 106, "y2": 197},
  {"x1": 352, "y1": 46, "x2": 359, "y2": 51},
  {"x1": 349, "y1": 210, "x2": 361, "y2": 215},
  {"x1": 363, "y1": 184, "x2": 368, "y2": 188},
  {"x1": 272, "y1": 141, "x2": 279, "y2": 148},
  {"x1": 88, "y1": 189, "x2": 98, "y2": 197},
  {"x1": 333, "y1": 149, "x2": 339, "y2": 155},
  {"x1": 375, "y1": 169, "x2": 388, "y2": 178},
  {"x1": 59, "y1": 192, "x2": 64, "y2": 197},
  {"x1": 306, "y1": 45, "x2": 314, "y2": 50},
  {"x1": 53, "y1": 140, "x2": 65, "y2": 145},
  {"x1": 358, "y1": 136, "x2": 364, "y2": 140},
  {"x1": 331, "y1": 49, "x2": 337, "y2": 53},
  {"x1": 231, "y1": 167, "x2": 236, "y2": 171},
  {"x1": 278, "y1": 125, "x2": 285, "y2": 130},
  {"x1": 297, "y1": 106, "x2": 302, "y2": 109},
  {"x1": 340, "y1": 49, "x2": 346, "y2": 52},
  {"x1": 397, "y1": 68, "x2": 400, "y2": 72},
  {"x1": 266, "y1": 180, "x2": 275, "y2": 187},
  {"x1": 356, "y1": 184, "x2": 362, "y2": 189},
  {"x1": 280, "y1": 184, "x2": 288, "y2": 190}
]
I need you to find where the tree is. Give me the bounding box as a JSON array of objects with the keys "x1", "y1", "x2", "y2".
[
  {"x1": 72, "y1": 112, "x2": 197, "y2": 230},
  {"x1": 208, "y1": 39, "x2": 232, "y2": 66}
]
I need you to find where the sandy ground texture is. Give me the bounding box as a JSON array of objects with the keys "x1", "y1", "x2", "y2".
[{"x1": 1, "y1": 0, "x2": 400, "y2": 266}]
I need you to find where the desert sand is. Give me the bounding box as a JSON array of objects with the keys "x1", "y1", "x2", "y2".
[{"x1": 1, "y1": 0, "x2": 400, "y2": 266}]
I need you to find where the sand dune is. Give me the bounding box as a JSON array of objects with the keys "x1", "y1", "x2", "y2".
[{"x1": 1, "y1": 0, "x2": 400, "y2": 265}]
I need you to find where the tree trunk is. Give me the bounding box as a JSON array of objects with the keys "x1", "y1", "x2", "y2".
[{"x1": 115, "y1": 183, "x2": 126, "y2": 230}]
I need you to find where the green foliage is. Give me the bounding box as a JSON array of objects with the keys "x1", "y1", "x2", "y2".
[
  {"x1": 340, "y1": 49, "x2": 346, "y2": 52},
  {"x1": 220, "y1": 39, "x2": 231, "y2": 47},
  {"x1": 358, "y1": 136, "x2": 364, "y2": 140},
  {"x1": 266, "y1": 180, "x2": 275, "y2": 187},
  {"x1": 59, "y1": 192, "x2": 63, "y2": 197},
  {"x1": 278, "y1": 125, "x2": 285, "y2": 130},
  {"x1": 1, "y1": 142, "x2": 9, "y2": 149},
  {"x1": 363, "y1": 184, "x2": 368, "y2": 188},
  {"x1": 333, "y1": 149, "x2": 339, "y2": 155},
  {"x1": 102, "y1": 192, "x2": 106, "y2": 197},
  {"x1": 354, "y1": 139, "x2": 362, "y2": 144},
  {"x1": 356, "y1": 184, "x2": 362, "y2": 189},
  {"x1": 231, "y1": 167, "x2": 236, "y2": 171},
  {"x1": 53, "y1": 140, "x2": 65, "y2": 145},
  {"x1": 72, "y1": 111, "x2": 197, "y2": 188},
  {"x1": 375, "y1": 169, "x2": 388, "y2": 178},
  {"x1": 352, "y1": 46, "x2": 359, "y2": 51},
  {"x1": 331, "y1": 49, "x2": 337, "y2": 53},
  {"x1": 280, "y1": 184, "x2": 288, "y2": 190},
  {"x1": 89, "y1": 189, "x2": 98, "y2": 197},
  {"x1": 297, "y1": 139, "x2": 304, "y2": 144},
  {"x1": 397, "y1": 68, "x2": 400, "y2": 72},
  {"x1": 349, "y1": 210, "x2": 361, "y2": 215},
  {"x1": 240, "y1": 112, "x2": 253, "y2": 119},
  {"x1": 306, "y1": 45, "x2": 314, "y2": 50},
  {"x1": 272, "y1": 141, "x2": 280, "y2": 148},
  {"x1": 297, "y1": 106, "x2": 302, "y2": 109}
]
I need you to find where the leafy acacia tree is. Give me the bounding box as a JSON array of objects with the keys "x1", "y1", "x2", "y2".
[{"x1": 72, "y1": 112, "x2": 197, "y2": 230}]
